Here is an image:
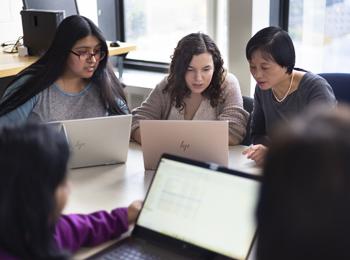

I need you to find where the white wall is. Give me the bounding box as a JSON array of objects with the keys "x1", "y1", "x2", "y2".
[
  {"x1": 76, "y1": 0, "x2": 98, "y2": 24},
  {"x1": 227, "y1": 0, "x2": 269, "y2": 97},
  {"x1": 227, "y1": 0, "x2": 253, "y2": 97},
  {"x1": 0, "y1": 0, "x2": 23, "y2": 43},
  {"x1": 0, "y1": 0, "x2": 97, "y2": 44}
]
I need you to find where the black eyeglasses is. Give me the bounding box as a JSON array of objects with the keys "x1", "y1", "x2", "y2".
[{"x1": 70, "y1": 49, "x2": 106, "y2": 61}]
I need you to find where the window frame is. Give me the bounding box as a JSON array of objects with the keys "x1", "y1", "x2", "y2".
[
  {"x1": 112, "y1": 0, "x2": 169, "y2": 73},
  {"x1": 115, "y1": 0, "x2": 216, "y2": 73},
  {"x1": 269, "y1": 0, "x2": 290, "y2": 30},
  {"x1": 272, "y1": 0, "x2": 350, "y2": 73}
]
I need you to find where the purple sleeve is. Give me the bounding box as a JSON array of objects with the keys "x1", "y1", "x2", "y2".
[{"x1": 54, "y1": 207, "x2": 129, "y2": 253}]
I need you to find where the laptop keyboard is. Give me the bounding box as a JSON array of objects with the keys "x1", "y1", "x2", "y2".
[{"x1": 92, "y1": 243, "x2": 162, "y2": 260}]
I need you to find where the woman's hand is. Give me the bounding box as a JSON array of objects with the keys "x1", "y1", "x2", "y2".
[
  {"x1": 242, "y1": 144, "x2": 268, "y2": 167},
  {"x1": 127, "y1": 200, "x2": 143, "y2": 225}
]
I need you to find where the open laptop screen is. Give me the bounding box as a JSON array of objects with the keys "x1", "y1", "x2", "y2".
[
  {"x1": 137, "y1": 156, "x2": 260, "y2": 259},
  {"x1": 140, "y1": 120, "x2": 229, "y2": 170},
  {"x1": 47, "y1": 115, "x2": 131, "y2": 168}
]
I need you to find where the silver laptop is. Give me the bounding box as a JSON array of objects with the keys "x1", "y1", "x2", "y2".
[
  {"x1": 89, "y1": 153, "x2": 260, "y2": 260},
  {"x1": 50, "y1": 115, "x2": 131, "y2": 168},
  {"x1": 140, "y1": 120, "x2": 229, "y2": 170}
]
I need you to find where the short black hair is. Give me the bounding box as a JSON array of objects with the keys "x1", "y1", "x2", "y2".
[{"x1": 246, "y1": 26, "x2": 295, "y2": 74}]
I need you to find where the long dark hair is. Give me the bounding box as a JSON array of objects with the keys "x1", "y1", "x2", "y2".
[
  {"x1": 164, "y1": 32, "x2": 225, "y2": 111},
  {"x1": 0, "y1": 124, "x2": 70, "y2": 259},
  {"x1": 0, "y1": 15, "x2": 127, "y2": 116},
  {"x1": 257, "y1": 105, "x2": 350, "y2": 260}
]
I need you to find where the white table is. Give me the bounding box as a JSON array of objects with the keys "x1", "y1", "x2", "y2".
[{"x1": 64, "y1": 142, "x2": 260, "y2": 259}]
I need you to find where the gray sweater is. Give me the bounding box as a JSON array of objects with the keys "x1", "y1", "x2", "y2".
[
  {"x1": 0, "y1": 75, "x2": 128, "y2": 126},
  {"x1": 251, "y1": 72, "x2": 337, "y2": 145},
  {"x1": 131, "y1": 73, "x2": 249, "y2": 144}
]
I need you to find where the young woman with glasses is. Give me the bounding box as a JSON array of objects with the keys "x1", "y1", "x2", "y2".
[{"x1": 0, "y1": 15, "x2": 128, "y2": 125}]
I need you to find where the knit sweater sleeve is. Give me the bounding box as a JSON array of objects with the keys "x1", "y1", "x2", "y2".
[
  {"x1": 131, "y1": 76, "x2": 172, "y2": 134},
  {"x1": 218, "y1": 73, "x2": 249, "y2": 145},
  {"x1": 54, "y1": 207, "x2": 129, "y2": 253},
  {"x1": 303, "y1": 73, "x2": 337, "y2": 106}
]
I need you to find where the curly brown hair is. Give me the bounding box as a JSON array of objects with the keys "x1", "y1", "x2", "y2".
[{"x1": 163, "y1": 33, "x2": 225, "y2": 111}]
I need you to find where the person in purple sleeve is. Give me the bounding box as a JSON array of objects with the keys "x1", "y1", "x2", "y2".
[{"x1": 0, "y1": 123, "x2": 142, "y2": 259}]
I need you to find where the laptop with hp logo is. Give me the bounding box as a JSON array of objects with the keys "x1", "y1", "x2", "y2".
[
  {"x1": 140, "y1": 120, "x2": 229, "y2": 170},
  {"x1": 49, "y1": 115, "x2": 131, "y2": 168}
]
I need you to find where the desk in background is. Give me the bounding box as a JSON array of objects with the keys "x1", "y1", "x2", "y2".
[
  {"x1": 0, "y1": 42, "x2": 136, "y2": 97},
  {"x1": 65, "y1": 142, "x2": 260, "y2": 259},
  {"x1": 0, "y1": 42, "x2": 136, "y2": 78}
]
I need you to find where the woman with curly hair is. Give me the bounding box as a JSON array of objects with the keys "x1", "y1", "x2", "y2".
[{"x1": 131, "y1": 32, "x2": 248, "y2": 145}]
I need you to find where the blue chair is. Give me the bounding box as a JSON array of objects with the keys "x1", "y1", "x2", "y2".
[
  {"x1": 318, "y1": 73, "x2": 350, "y2": 104},
  {"x1": 241, "y1": 95, "x2": 254, "y2": 146}
]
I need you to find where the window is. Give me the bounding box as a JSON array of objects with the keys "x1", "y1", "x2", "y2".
[
  {"x1": 288, "y1": 0, "x2": 350, "y2": 73},
  {"x1": 124, "y1": 0, "x2": 209, "y2": 65}
]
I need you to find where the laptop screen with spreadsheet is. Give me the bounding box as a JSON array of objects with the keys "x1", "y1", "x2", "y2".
[{"x1": 136, "y1": 154, "x2": 260, "y2": 259}]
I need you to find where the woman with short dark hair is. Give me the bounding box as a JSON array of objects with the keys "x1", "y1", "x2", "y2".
[
  {"x1": 0, "y1": 15, "x2": 128, "y2": 126},
  {"x1": 243, "y1": 26, "x2": 336, "y2": 165},
  {"x1": 131, "y1": 32, "x2": 248, "y2": 145}
]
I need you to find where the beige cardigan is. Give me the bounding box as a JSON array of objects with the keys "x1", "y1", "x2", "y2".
[{"x1": 131, "y1": 73, "x2": 249, "y2": 144}]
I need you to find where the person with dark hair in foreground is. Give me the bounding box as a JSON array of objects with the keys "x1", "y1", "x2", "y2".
[
  {"x1": 0, "y1": 124, "x2": 141, "y2": 259},
  {"x1": 0, "y1": 15, "x2": 128, "y2": 126},
  {"x1": 257, "y1": 105, "x2": 350, "y2": 260},
  {"x1": 243, "y1": 26, "x2": 336, "y2": 166}
]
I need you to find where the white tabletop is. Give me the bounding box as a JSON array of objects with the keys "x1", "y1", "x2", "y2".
[{"x1": 65, "y1": 142, "x2": 260, "y2": 259}]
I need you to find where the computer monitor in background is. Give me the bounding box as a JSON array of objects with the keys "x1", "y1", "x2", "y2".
[
  {"x1": 21, "y1": 10, "x2": 64, "y2": 55},
  {"x1": 21, "y1": 0, "x2": 78, "y2": 55},
  {"x1": 22, "y1": 0, "x2": 79, "y2": 17}
]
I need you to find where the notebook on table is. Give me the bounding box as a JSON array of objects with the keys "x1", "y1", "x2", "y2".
[
  {"x1": 140, "y1": 120, "x2": 229, "y2": 170},
  {"x1": 88, "y1": 153, "x2": 261, "y2": 260},
  {"x1": 48, "y1": 115, "x2": 131, "y2": 168}
]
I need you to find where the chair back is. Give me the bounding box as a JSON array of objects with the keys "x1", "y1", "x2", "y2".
[
  {"x1": 318, "y1": 73, "x2": 350, "y2": 104},
  {"x1": 241, "y1": 96, "x2": 254, "y2": 146}
]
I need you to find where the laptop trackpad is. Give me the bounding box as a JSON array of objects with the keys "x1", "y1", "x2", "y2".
[{"x1": 89, "y1": 237, "x2": 201, "y2": 260}]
